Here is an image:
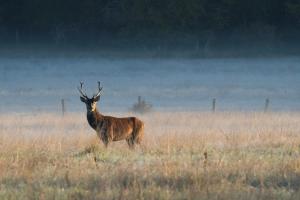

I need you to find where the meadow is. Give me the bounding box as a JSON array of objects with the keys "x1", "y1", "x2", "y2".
[{"x1": 0, "y1": 111, "x2": 300, "y2": 200}]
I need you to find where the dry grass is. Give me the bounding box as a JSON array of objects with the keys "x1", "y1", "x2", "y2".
[{"x1": 0, "y1": 111, "x2": 300, "y2": 199}]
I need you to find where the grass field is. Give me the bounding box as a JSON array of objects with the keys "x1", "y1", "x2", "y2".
[{"x1": 0, "y1": 112, "x2": 300, "y2": 199}]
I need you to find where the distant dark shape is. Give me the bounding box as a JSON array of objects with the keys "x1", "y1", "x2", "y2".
[{"x1": 131, "y1": 96, "x2": 152, "y2": 114}]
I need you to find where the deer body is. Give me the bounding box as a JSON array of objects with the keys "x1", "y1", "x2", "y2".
[{"x1": 79, "y1": 82, "x2": 144, "y2": 148}]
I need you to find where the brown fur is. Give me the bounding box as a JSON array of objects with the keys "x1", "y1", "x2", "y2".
[
  {"x1": 79, "y1": 86, "x2": 144, "y2": 148},
  {"x1": 86, "y1": 108, "x2": 144, "y2": 148}
]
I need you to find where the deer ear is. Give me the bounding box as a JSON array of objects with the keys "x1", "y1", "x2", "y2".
[
  {"x1": 80, "y1": 96, "x2": 86, "y2": 102},
  {"x1": 94, "y1": 95, "x2": 100, "y2": 102}
]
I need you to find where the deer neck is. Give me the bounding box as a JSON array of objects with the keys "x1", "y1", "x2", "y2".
[{"x1": 86, "y1": 108, "x2": 103, "y2": 130}]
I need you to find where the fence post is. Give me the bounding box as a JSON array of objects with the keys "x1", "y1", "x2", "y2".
[
  {"x1": 264, "y1": 98, "x2": 269, "y2": 113},
  {"x1": 212, "y1": 98, "x2": 216, "y2": 112},
  {"x1": 61, "y1": 99, "x2": 65, "y2": 116}
]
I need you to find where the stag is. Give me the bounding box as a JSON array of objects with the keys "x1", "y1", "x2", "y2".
[{"x1": 78, "y1": 82, "x2": 144, "y2": 148}]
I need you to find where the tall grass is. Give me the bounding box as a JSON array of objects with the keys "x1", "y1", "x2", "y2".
[{"x1": 0, "y1": 112, "x2": 300, "y2": 199}]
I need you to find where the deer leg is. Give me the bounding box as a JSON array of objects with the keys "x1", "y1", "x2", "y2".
[
  {"x1": 101, "y1": 132, "x2": 112, "y2": 148},
  {"x1": 126, "y1": 137, "x2": 135, "y2": 149},
  {"x1": 103, "y1": 138, "x2": 109, "y2": 148},
  {"x1": 134, "y1": 133, "x2": 142, "y2": 145},
  {"x1": 98, "y1": 128, "x2": 110, "y2": 148},
  {"x1": 102, "y1": 126, "x2": 113, "y2": 148}
]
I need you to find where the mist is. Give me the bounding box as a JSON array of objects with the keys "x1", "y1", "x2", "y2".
[
  {"x1": 0, "y1": 56, "x2": 299, "y2": 113},
  {"x1": 0, "y1": 1, "x2": 299, "y2": 113}
]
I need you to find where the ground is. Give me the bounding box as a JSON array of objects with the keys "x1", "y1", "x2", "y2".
[{"x1": 0, "y1": 112, "x2": 300, "y2": 199}]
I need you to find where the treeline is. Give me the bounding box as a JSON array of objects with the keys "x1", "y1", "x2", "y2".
[{"x1": 0, "y1": 0, "x2": 300, "y2": 54}]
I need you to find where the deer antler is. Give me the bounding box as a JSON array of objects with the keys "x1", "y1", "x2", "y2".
[
  {"x1": 94, "y1": 81, "x2": 103, "y2": 98},
  {"x1": 77, "y1": 81, "x2": 88, "y2": 99}
]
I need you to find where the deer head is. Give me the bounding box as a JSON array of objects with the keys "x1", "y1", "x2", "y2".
[{"x1": 78, "y1": 81, "x2": 103, "y2": 112}]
